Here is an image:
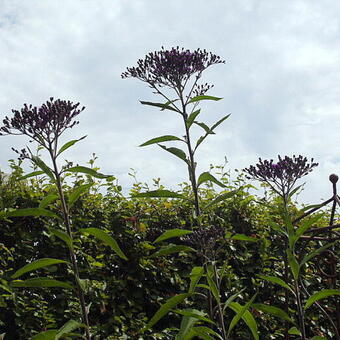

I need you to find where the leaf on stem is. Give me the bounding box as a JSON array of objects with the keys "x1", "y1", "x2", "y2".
[
  {"x1": 189, "y1": 266, "x2": 204, "y2": 293},
  {"x1": 80, "y1": 228, "x2": 127, "y2": 260},
  {"x1": 18, "y1": 170, "x2": 45, "y2": 180},
  {"x1": 186, "y1": 109, "x2": 201, "y2": 129},
  {"x1": 257, "y1": 275, "x2": 294, "y2": 294},
  {"x1": 140, "y1": 101, "x2": 180, "y2": 113},
  {"x1": 11, "y1": 278, "x2": 73, "y2": 289},
  {"x1": 143, "y1": 293, "x2": 191, "y2": 332},
  {"x1": 68, "y1": 183, "x2": 93, "y2": 207},
  {"x1": 197, "y1": 172, "x2": 226, "y2": 188},
  {"x1": 11, "y1": 258, "x2": 68, "y2": 279},
  {"x1": 304, "y1": 289, "x2": 340, "y2": 309},
  {"x1": 49, "y1": 228, "x2": 74, "y2": 251},
  {"x1": 65, "y1": 166, "x2": 113, "y2": 179},
  {"x1": 153, "y1": 228, "x2": 193, "y2": 244},
  {"x1": 57, "y1": 135, "x2": 87, "y2": 156},
  {"x1": 148, "y1": 245, "x2": 195, "y2": 258},
  {"x1": 204, "y1": 190, "x2": 238, "y2": 209},
  {"x1": 39, "y1": 194, "x2": 59, "y2": 209},
  {"x1": 140, "y1": 135, "x2": 183, "y2": 147},
  {"x1": 31, "y1": 156, "x2": 55, "y2": 181},
  {"x1": 252, "y1": 304, "x2": 293, "y2": 323},
  {"x1": 158, "y1": 145, "x2": 188, "y2": 163},
  {"x1": 0, "y1": 208, "x2": 61, "y2": 220},
  {"x1": 188, "y1": 95, "x2": 223, "y2": 103}
]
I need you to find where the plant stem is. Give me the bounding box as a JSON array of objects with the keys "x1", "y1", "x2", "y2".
[
  {"x1": 294, "y1": 279, "x2": 306, "y2": 339},
  {"x1": 49, "y1": 152, "x2": 91, "y2": 340}
]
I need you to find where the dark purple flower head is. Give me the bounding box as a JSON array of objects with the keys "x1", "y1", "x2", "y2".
[
  {"x1": 243, "y1": 155, "x2": 318, "y2": 199},
  {"x1": 121, "y1": 47, "x2": 225, "y2": 92},
  {"x1": 0, "y1": 98, "x2": 85, "y2": 143}
]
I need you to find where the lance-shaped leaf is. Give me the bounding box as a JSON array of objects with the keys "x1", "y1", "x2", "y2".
[
  {"x1": 231, "y1": 234, "x2": 258, "y2": 242},
  {"x1": 0, "y1": 208, "x2": 61, "y2": 220},
  {"x1": 194, "y1": 121, "x2": 215, "y2": 134},
  {"x1": 132, "y1": 189, "x2": 186, "y2": 199},
  {"x1": 65, "y1": 166, "x2": 113, "y2": 179},
  {"x1": 49, "y1": 228, "x2": 74, "y2": 251},
  {"x1": 153, "y1": 228, "x2": 192, "y2": 244},
  {"x1": 80, "y1": 228, "x2": 127, "y2": 260},
  {"x1": 189, "y1": 266, "x2": 204, "y2": 293},
  {"x1": 188, "y1": 95, "x2": 222, "y2": 103},
  {"x1": 206, "y1": 274, "x2": 220, "y2": 303},
  {"x1": 287, "y1": 249, "x2": 299, "y2": 280},
  {"x1": 204, "y1": 190, "x2": 238, "y2": 209},
  {"x1": 39, "y1": 194, "x2": 59, "y2": 209},
  {"x1": 295, "y1": 213, "x2": 324, "y2": 239},
  {"x1": 227, "y1": 296, "x2": 258, "y2": 340},
  {"x1": 57, "y1": 135, "x2": 87, "y2": 156},
  {"x1": 31, "y1": 156, "x2": 55, "y2": 181},
  {"x1": 252, "y1": 304, "x2": 293, "y2": 323},
  {"x1": 12, "y1": 278, "x2": 73, "y2": 289},
  {"x1": 210, "y1": 114, "x2": 231, "y2": 131},
  {"x1": 31, "y1": 330, "x2": 58, "y2": 340},
  {"x1": 19, "y1": 170, "x2": 45, "y2": 180},
  {"x1": 175, "y1": 308, "x2": 204, "y2": 340},
  {"x1": 158, "y1": 145, "x2": 188, "y2": 163},
  {"x1": 140, "y1": 135, "x2": 183, "y2": 147},
  {"x1": 197, "y1": 172, "x2": 226, "y2": 188},
  {"x1": 68, "y1": 183, "x2": 93, "y2": 207},
  {"x1": 288, "y1": 184, "x2": 304, "y2": 200},
  {"x1": 143, "y1": 293, "x2": 191, "y2": 332},
  {"x1": 173, "y1": 309, "x2": 215, "y2": 325},
  {"x1": 148, "y1": 245, "x2": 195, "y2": 258},
  {"x1": 56, "y1": 319, "x2": 85, "y2": 340},
  {"x1": 257, "y1": 275, "x2": 295, "y2": 294},
  {"x1": 186, "y1": 109, "x2": 201, "y2": 129},
  {"x1": 222, "y1": 289, "x2": 245, "y2": 314},
  {"x1": 311, "y1": 337, "x2": 327, "y2": 340},
  {"x1": 304, "y1": 289, "x2": 340, "y2": 309},
  {"x1": 11, "y1": 258, "x2": 68, "y2": 279},
  {"x1": 191, "y1": 326, "x2": 223, "y2": 340},
  {"x1": 140, "y1": 100, "x2": 180, "y2": 113},
  {"x1": 300, "y1": 242, "x2": 335, "y2": 268}
]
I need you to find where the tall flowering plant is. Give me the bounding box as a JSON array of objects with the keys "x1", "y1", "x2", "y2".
[
  {"x1": 122, "y1": 47, "x2": 230, "y2": 217},
  {"x1": 0, "y1": 98, "x2": 127, "y2": 339},
  {"x1": 244, "y1": 155, "x2": 327, "y2": 339}
]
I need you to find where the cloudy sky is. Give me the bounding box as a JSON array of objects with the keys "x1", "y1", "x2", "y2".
[{"x1": 1, "y1": 0, "x2": 340, "y2": 204}]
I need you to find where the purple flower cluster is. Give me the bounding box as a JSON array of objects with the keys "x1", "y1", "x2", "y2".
[
  {"x1": 243, "y1": 155, "x2": 318, "y2": 198},
  {"x1": 0, "y1": 98, "x2": 84, "y2": 143},
  {"x1": 121, "y1": 47, "x2": 225, "y2": 90}
]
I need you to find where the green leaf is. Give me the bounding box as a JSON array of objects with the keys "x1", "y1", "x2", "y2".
[
  {"x1": 80, "y1": 228, "x2": 127, "y2": 260},
  {"x1": 173, "y1": 308, "x2": 214, "y2": 325},
  {"x1": 131, "y1": 189, "x2": 186, "y2": 199},
  {"x1": 140, "y1": 101, "x2": 180, "y2": 113},
  {"x1": 57, "y1": 135, "x2": 87, "y2": 156},
  {"x1": 194, "y1": 122, "x2": 214, "y2": 134},
  {"x1": 288, "y1": 327, "x2": 301, "y2": 335},
  {"x1": 56, "y1": 319, "x2": 84, "y2": 340},
  {"x1": 231, "y1": 234, "x2": 258, "y2": 242},
  {"x1": 31, "y1": 156, "x2": 55, "y2": 181},
  {"x1": 227, "y1": 295, "x2": 258, "y2": 340},
  {"x1": 158, "y1": 145, "x2": 188, "y2": 163},
  {"x1": 143, "y1": 293, "x2": 190, "y2": 331},
  {"x1": 49, "y1": 228, "x2": 73, "y2": 251},
  {"x1": 304, "y1": 289, "x2": 340, "y2": 309},
  {"x1": 206, "y1": 270, "x2": 220, "y2": 303},
  {"x1": 175, "y1": 308, "x2": 204, "y2": 340},
  {"x1": 191, "y1": 326, "x2": 224, "y2": 340},
  {"x1": 188, "y1": 95, "x2": 222, "y2": 103},
  {"x1": 31, "y1": 330, "x2": 58, "y2": 340},
  {"x1": 252, "y1": 304, "x2": 293, "y2": 323},
  {"x1": 311, "y1": 337, "x2": 327, "y2": 340},
  {"x1": 140, "y1": 135, "x2": 183, "y2": 147},
  {"x1": 210, "y1": 114, "x2": 230, "y2": 131},
  {"x1": 68, "y1": 183, "x2": 92, "y2": 207},
  {"x1": 295, "y1": 213, "x2": 324, "y2": 239},
  {"x1": 222, "y1": 289, "x2": 245, "y2": 313},
  {"x1": 204, "y1": 190, "x2": 238, "y2": 209},
  {"x1": 300, "y1": 242, "x2": 335, "y2": 268},
  {"x1": 11, "y1": 258, "x2": 68, "y2": 279},
  {"x1": 267, "y1": 221, "x2": 286, "y2": 235},
  {"x1": 0, "y1": 208, "x2": 60, "y2": 220},
  {"x1": 197, "y1": 172, "x2": 226, "y2": 188},
  {"x1": 257, "y1": 275, "x2": 294, "y2": 294},
  {"x1": 189, "y1": 266, "x2": 204, "y2": 293},
  {"x1": 19, "y1": 170, "x2": 45, "y2": 180},
  {"x1": 12, "y1": 278, "x2": 73, "y2": 289},
  {"x1": 65, "y1": 166, "x2": 113, "y2": 179},
  {"x1": 149, "y1": 245, "x2": 195, "y2": 258},
  {"x1": 39, "y1": 194, "x2": 59, "y2": 209},
  {"x1": 286, "y1": 249, "x2": 299, "y2": 280},
  {"x1": 153, "y1": 229, "x2": 193, "y2": 243},
  {"x1": 186, "y1": 109, "x2": 201, "y2": 129},
  {"x1": 288, "y1": 184, "x2": 303, "y2": 199}
]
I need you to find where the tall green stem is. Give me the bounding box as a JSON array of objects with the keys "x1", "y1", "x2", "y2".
[{"x1": 49, "y1": 151, "x2": 91, "y2": 340}]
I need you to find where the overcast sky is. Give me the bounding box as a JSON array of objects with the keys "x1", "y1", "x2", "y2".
[{"x1": 1, "y1": 0, "x2": 340, "y2": 204}]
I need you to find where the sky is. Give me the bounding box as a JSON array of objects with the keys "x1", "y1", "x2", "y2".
[{"x1": 0, "y1": 0, "x2": 340, "y2": 204}]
